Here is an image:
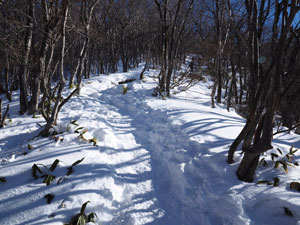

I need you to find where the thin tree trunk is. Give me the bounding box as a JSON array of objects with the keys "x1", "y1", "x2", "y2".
[
  {"x1": 4, "y1": 60, "x2": 12, "y2": 101},
  {"x1": 19, "y1": 0, "x2": 35, "y2": 114},
  {"x1": 75, "y1": 0, "x2": 98, "y2": 94},
  {"x1": 295, "y1": 117, "x2": 300, "y2": 134},
  {"x1": 28, "y1": 9, "x2": 58, "y2": 114},
  {"x1": 236, "y1": 108, "x2": 274, "y2": 182},
  {"x1": 238, "y1": 64, "x2": 243, "y2": 104},
  {"x1": 0, "y1": 99, "x2": 9, "y2": 128},
  {"x1": 41, "y1": 0, "x2": 70, "y2": 136},
  {"x1": 227, "y1": 116, "x2": 256, "y2": 163}
]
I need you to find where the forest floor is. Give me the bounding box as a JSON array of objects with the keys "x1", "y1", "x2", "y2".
[{"x1": 1, "y1": 64, "x2": 300, "y2": 225}]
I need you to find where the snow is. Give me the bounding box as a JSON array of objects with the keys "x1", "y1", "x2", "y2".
[{"x1": 1, "y1": 65, "x2": 300, "y2": 225}]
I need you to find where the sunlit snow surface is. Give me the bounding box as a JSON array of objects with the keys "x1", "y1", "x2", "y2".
[{"x1": 1, "y1": 65, "x2": 300, "y2": 225}]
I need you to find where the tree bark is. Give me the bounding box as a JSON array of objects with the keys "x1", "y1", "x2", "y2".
[
  {"x1": 0, "y1": 99, "x2": 9, "y2": 128},
  {"x1": 4, "y1": 59, "x2": 12, "y2": 101},
  {"x1": 74, "y1": 0, "x2": 98, "y2": 94},
  {"x1": 19, "y1": 0, "x2": 35, "y2": 114},
  {"x1": 28, "y1": 0, "x2": 59, "y2": 114},
  {"x1": 41, "y1": 0, "x2": 70, "y2": 136},
  {"x1": 235, "y1": 0, "x2": 300, "y2": 182}
]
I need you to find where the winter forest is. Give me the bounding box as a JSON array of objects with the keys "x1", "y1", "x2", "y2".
[{"x1": 1, "y1": 0, "x2": 300, "y2": 224}]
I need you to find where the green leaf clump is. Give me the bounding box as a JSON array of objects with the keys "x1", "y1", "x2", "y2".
[
  {"x1": 66, "y1": 201, "x2": 97, "y2": 225},
  {"x1": 31, "y1": 158, "x2": 84, "y2": 186},
  {"x1": 32, "y1": 160, "x2": 59, "y2": 185},
  {"x1": 273, "y1": 146, "x2": 298, "y2": 173}
]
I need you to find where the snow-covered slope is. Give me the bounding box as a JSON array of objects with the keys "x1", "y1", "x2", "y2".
[{"x1": 1, "y1": 66, "x2": 300, "y2": 225}]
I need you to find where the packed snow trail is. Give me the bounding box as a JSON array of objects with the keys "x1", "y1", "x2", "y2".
[
  {"x1": 100, "y1": 76, "x2": 252, "y2": 225},
  {"x1": 1, "y1": 66, "x2": 300, "y2": 225}
]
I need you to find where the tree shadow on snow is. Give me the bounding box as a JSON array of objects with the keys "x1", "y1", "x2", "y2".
[{"x1": 98, "y1": 81, "x2": 247, "y2": 225}]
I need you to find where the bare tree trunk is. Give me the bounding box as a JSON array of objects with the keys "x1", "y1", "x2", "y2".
[
  {"x1": 4, "y1": 58, "x2": 12, "y2": 101},
  {"x1": 227, "y1": 115, "x2": 257, "y2": 163},
  {"x1": 74, "y1": 0, "x2": 99, "y2": 94},
  {"x1": 211, "y1": 80, "x2": 217, "y2": 108},
  {"x1": 236, "y1": 106, "x2": 275, "y2": 181},
  {"x1": 296, "y1": 117, "x2": 300, "y2": 134},
  {"x1": 227, "y1": 0, "x2": 268, "y2": 163},
  {"x1": 159, "y1": 0, "x2": 168, "y2": 93},
  {"x1": 0, "y1": 98, "x2": 9, "y2": 128},
  {"x1": 120, "y1": 27, "x2": 129, "y2": 72},
  {"x1": 227, "y1": 57, "x2": 237, "y2": 111},
  {"x1": 215, "y1": 0, "x2": 228, "y2": 104},
  {"x1": 41, "y1": 0, "x2": 72, "y2": 136},
  {"x1": 69, "y1": 62, "x2": 80, "y2": 88},
  {"x1": 155, "y1": 0, "x2": 193, "y2": 95},
  {"x1": 28, "y1": 0, "x2": 59, "y2": 114},
  {"x1": 19, "y1": 0, "x2": 35, "y2": 114},
  {"x1": 238, "y1": 63, "x2": 243, "y2": 105},
  {"x1": 216, "y1": 47, "x2": 222, "y2": 103},
  {"x1": 235, "y1": 0, "x2": 300, "y2": 181}
]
